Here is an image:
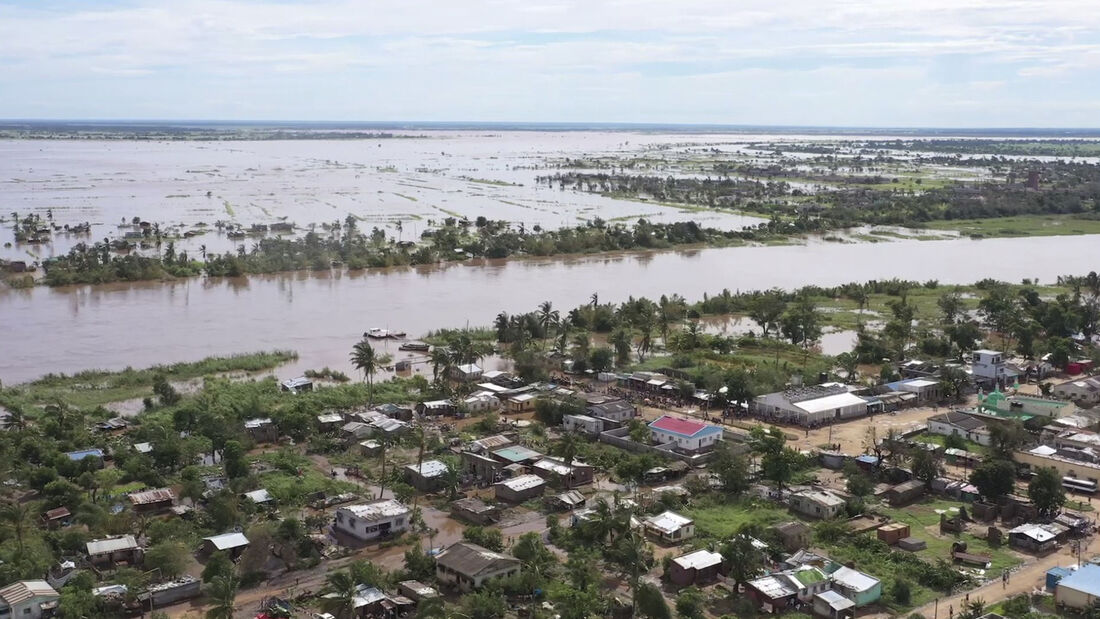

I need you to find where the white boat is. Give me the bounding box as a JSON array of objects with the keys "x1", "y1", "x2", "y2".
[{"x1": 365, "y1": 328, "x2": 390, "y2": 339}]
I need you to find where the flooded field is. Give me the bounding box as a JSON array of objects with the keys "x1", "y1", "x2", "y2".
[
  {"x1": 3, "y1": 233, "x2": 1099, "y2": 384},
  {"x1": 0, "y1": 132, "x2": 773, "y2": 263}
]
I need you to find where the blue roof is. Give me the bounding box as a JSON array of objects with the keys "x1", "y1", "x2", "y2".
[
  {"x1": 67, "y1": 448, "x2": 104, "y2": 461},
  {"x1": 855, "y1": 454, "x2": 880, "y2": 464},
  {"x1": 1058, "y1": 564, "x2": 1100, "y2": 596},
  {"x1": 1049, "y1": 566, "x2": 1073, "y2": 578}
]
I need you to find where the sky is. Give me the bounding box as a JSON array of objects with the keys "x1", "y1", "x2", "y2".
[{"x1": 1, "y1": 0, "x2": 1099, "y2": 127}]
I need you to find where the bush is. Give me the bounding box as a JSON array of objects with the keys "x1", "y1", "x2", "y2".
[{"x1": 891, "y1": 578, "x2": 912, "y2": 605}]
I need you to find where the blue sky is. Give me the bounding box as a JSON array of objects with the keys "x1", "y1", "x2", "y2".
[{"x1": 1, "y1": 0, "x2": 1098, "y2": 126}]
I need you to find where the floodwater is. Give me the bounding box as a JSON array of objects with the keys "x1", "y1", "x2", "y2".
[{"x1": 3, "y1": 233, "x2": 1100, "y2": 384}]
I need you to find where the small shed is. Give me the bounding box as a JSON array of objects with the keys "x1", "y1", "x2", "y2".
[
  {"x1": 897, "y1": 537, "x2": 927, "y2": 552},
  {"x1": 280, "y1": 377, "x2": 313, "y2": 393},
  {"x1": 202, "y1": 532, "x2": 250, "y2": 559},
  {"x1": 877, "y1": 522, "x2": 911, "y2": 545},
  {"x1": 885, "y1": 480, "x2": 926, "y2": 506},
  {"x1": 771, "y1": 521, "x2": 812, "y2": 552},
  {"x1": 668, "y1": 549, "x2": 724, "y2": 586},
  {"x1": 494, "y1": 474, "x2": 546, "y2": 503},
  {"x1": 451, "y1": 498, "x2": 501, "y2": 525}
]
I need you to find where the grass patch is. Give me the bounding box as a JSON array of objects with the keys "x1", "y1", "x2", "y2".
[
  {"x1": 926, "y1": 215, "x2": 1100, "y2": 238},
  {"x1": 685, "y1": 497, "x2": 789, "y2": 539}
]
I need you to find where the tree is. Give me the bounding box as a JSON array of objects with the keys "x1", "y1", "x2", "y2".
[
  {"x1": 403, "y1": 548, "x2": 435, "y2": 581},
  {"x1": 748, "y1": 291, "x2": 786, "y2": 338},
  {"x1": 463, "y1": 525, "x2": 504, "y2": 551},
  {"x1": 891, "y1": 578, "x2": 912, "y2": 605},
  {"x1": 555, "y1": 431, "x2": 582, "y2": 490},
  {"x1": 205, "y1": 572, "x2": 239, "y2": 619},
  {"x1": 222, "y1": 440, "x2": 249, "y2": 479},
  {"x1": 320, "y1": 570, "x2": 359, "y2": 619},
  {"x1": 635, "y1": 581, "x2": 671, "y2": 619},
  {"x1": 461, "y1": 588, "x2": 507, "y2": 619},
  {"x1": 710, "y1": 442, "x2": 750, "y2": 495},
  {"x1": 721, "y1": 532, "x2": 764, "y2": 586},
  {"x1": 988, "y1": 420, "x2": 1028, "y2": 460},
  {"x1": 938, "y1": 290, "x2": 964, "y2": 325},
  {"x1": 844, "y1": 463, "x2": 874, "y2": 497},
  {"x1": 910, "y1": 448, "x2": 942, "y2": 484},
  {"x1": 675, "y1": 586, "x2": 706, "y2": 619},
  {"x1": 144, "y1": 540, "x2": 188, "y2": 579},
  {"x1": 969, "y1": 460, "x2": 1016, "y2": 502},
  {"x1": 350, "y1": 338, "x2": 390, "y2": 406},
  {"x1": 0, "y1": 500, "x2": 33, "y2": 554},
  {"x1": 751, "y1": 426, "x2": 795, "y2": 491},
  {"x1": 202, "y1": 552, "x2": 234, "y2": 584},
  {"x1": 1028, "y1": 466, "x2": 1066, "y2": 518},
  {"x1": 609, "y1": 530, "x2": 654, "y2": 617},
  {"x1": 609, "y1": 328, "x2": 632, "y2": 366},
  {"x1": 414, "y1": 597, "x2": 446, "y2": 619},
  {"x1": 939, "y1": 366, "x2": 970, "y2": 402},
  {"x1": 375, "y1": 433, "x2": 395, "y2": 500},
  {"x1": 780, "y1": 297, "x2": 823, "y2": 350}
]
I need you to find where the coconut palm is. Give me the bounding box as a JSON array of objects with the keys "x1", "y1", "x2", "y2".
[
  {"x1": 349, "y1": 337, "x2": 390, "y2": 406},
  {"x1": 205, "y1": 572, "x2": 239, "y2": 619},
  {"x1": 537, "y1": 300, "x2": 559, "y2": 343},
  {"x1": 0, "y1": 501, "x2": 32, "y2": 554},
  {"x1": 555, "y1": 432, "x2": 582, "y2": 490},
  {"x1": 320, "y1": 570, "x2": 358, "y2": 619}
]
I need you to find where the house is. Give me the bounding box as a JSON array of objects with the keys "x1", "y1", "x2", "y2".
[
  {"x1": 244, "y1": 418, "x2": 278, "y2": 443},
  {"x1": 397, "y1": 580, "x2": 440, "y2": 603},
  {"x1": 886, "y1": 377, "x2": 942, "y2": 402},
  {"x1": 242, "y1": 489, "x2": 275, "y2": 507},
  {"x1": 547, "y1": 489, "x2": 587, "y2": 511},
  {"x1": 586, "y1": 398, "x2": 636, "y2": 423},
  {"x1": 830, "y1": 566, "x2": 882, "y2": 607},
  {"x1": 745, "y1": 574, "x2": 798, "y2": 612},
  {"x1": 754, "y1": 384, "x2": 869, "y2": 426},
  {"x1": 404, "y1": 460, "x2": 449, "y2": 491},
  {"x1": 133, "y1": 442, "x2": 154, "y2": 455},
  {"x1": 0, "y1": 581, "x2": 60, "y2": 619},
  {"x1": 876, "y1": 522, "x2": 911, "y2": 545},
  {"x1": 788, "y1": 489, "x2": 846, "y2": 519},
  {"x1": 563, "y1": 414, "x2": 604, "y2": 436},
  {"x1": 971, "y1": 350, "x2": 1020, "y2": 387},
  {"x1": 450, "y1": 364, "x2": 483, "y2": 382},
  {"x1": 491, "y1": 445, "x2": 543, "y2": 467},
  {"x1": 1055, "y1": 563, "x2": 1100, "y2": 609},
  {"x1": 813, "y1": 590, "x2": 856, "y2": 619},
  {"x1": 451, "y1": 498, "x2": 501, "y2": 525},
  {"x1": 494, "y1": 474, "x2": 546, "y2": 503},
  {"x1": 506, "y1": 393, "x2": 538, "y2": 414},
  {"x1": 1054, "y1": 376, "x2": 1100, "y2": 405},
  {"x1": 1008, "y1": 523, "x2": 1059, "y2": 553},
  {"x1": 927, "y1": 411, "x2": 991, "y2": 446},
  {"x1": 202, "y1": 532, "x2": 251, "y2": 558},
  {"x1": 668, "y1": 549, "x2": 724, "y2": 587},
  {"x1": 86, "y1": 535, "x2": 143, "y2": 568},
  {"x1": 462, "y1": 392, "x2": 499, "y2": 414},
  {"x1": 469, "y1": 434, "x2": 512, "y2": 453},
  {"x1": 771, "y1": 521, "x2": 812, "y2": 552},
  {"x1": 316, "y1": 412, "x2": 344, "y2": 431},
  {"x1": 643, "y1": 511, "x2": 694, "y2": 544},
  {"x1": 333, "y1": 500, "x2": 410, "y2": 542},
  {"x1": 42, "y1": 507, "x2": 71, "y2": 529},
  {"x1": 66, "y1": 448, "x2": 105, "y2": 468},
  {"x1": 532, "y1": 458, "x2": 594, "y2": 487},
  {"x1": 462, "y1": 450, "x2": 503, "y2": 481},
  {"x1": 1014, "y1": 445, "x2": 1100, "y2": 481},
  {"x1": 373, "y1": 403, "x2": 414, "y2": 421},
  {"x1": 647, "y1": 416, "x2": 723, "y2": 454},
  {"x1": 417, "y1": 399, "x2": 457, "y2": 417},
  {"x1": 128, "y1": 488, "x2": 176, "y2": 514},
  {"x1": 435, "y1": 542, "x2": 521, "y2": 591},
  {"x1": 280, "y1": 376, "x2": 313, "y2": 393},
  {"x1": 885, "y1": 480, "x2": 926, "y2": 506}
]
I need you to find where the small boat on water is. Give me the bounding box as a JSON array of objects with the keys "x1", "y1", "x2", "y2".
[
  {"x1": 365, "y1": 328, "x2": 408, "y2": 340},
  {"x1": 388, "y1": 330, "x2": 407, "y2": 339},
  {"x1": 399, "y1": 341, "x2": 429, "y2": 352}
]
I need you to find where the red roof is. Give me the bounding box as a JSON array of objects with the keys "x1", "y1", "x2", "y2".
[{"x1": 649, "y1": 415, "x2": 709, "y2": 437}]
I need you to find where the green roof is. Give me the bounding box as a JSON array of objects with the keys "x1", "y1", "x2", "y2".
[{"x1": 794, "y1": 568, "x2": 826, "y2": 585}]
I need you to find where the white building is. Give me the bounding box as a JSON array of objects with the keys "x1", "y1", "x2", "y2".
[
  {"x1": 788, "y1": 489, "x2": 846, "y2": 519},
  {"x1": 643, "y1": 511, "x2": 695, "y2": 544},
  {"x1": 0, "y1": 581, "x2": 59, "y2": 619},
  {"x1": 334, "y1": 500, "x2": 410, "y2": 541},
  {"x1": 927, "y1": 411, "x2": 991, "y2": 446},
  {"x1": 563, "y1": 414, "x2": 603, "y2": 436},
  {"x1": 971, "y1": 349, "x2": 1020, "y2": 386},
  {"x1": 647, "y1": 415, "x2": 722, "y2": 454},
  {"x1": 462, "y1": 392, "x2": 500, "y2": 414},
  {"x1": 1054, "y1": 377, "x2": 1100, "y2": 405},
  {"x1": 754, "y1": 384, "x2": 869, "y2": 426}
]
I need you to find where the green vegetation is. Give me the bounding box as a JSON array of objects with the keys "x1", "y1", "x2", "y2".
[{"x1": 926, "y1": 214, "x2": 1100, "y2": 238}]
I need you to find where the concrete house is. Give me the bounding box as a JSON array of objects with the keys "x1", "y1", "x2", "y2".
[
  {"x1": 403, "y1": 460, "x2": 449, "y2": 491},
  {"x1": 814, "y1": 590, "x2": 856, "y2": 619},
  {"x1": 586, "y1": 398, "x2": 635, "y2": 423},
  {"x1": 771, "y1": 521, "x2": 812, "y2": 552},
  {"x1": 1054, "y1": 376, "x2": 1100, "y2": 405},
  {"x1": 0, "y1": 581, "x2": 60, "y2": 619},
  {"x1": 971, "y1": 349, "x2": 1020, "y2": 387},
  {"x1": 885, "y1": 378, "x2": 942, "y2": 402},
  {"x1": 562, "y1": 414, "x2": 604, "y2": 436},
  {"x1": 1055, "y1": 563, "x2": 1100, "y2": 609},
  {"x1": 830, "y1": 566, "x2": 882, "y2": 607},
  {"x1": 531, "y1": 458, "x2": 594, "y2": 487},
  {"x1": 333, "y1": 500, "x2": 410, "y2": 542},
  {"x1": 462, "y1": 392, "x2": 500, "y2": 414},
  {"x1": 86, "y1": 535, "x2": 143, "y2": 568},
  {"x1": 494, "y1": 474, "x2": 546, "y2": 503},
  {"x1": 435, "y1": 542, "x2": 521, "y2": 591},
  {"x1": 927, "y1": 411, "x2": 991, "y2": 446},
  {"x1": 450, "y1": 364, "x2": 483, "y2": 382},
  {"x1": 647, "y1": 416, "x2": 722, "y2": 454},
  {"x1": 643, "y1": 511, "x2": 694, "y2": 544},
  {"x1": 789, "y1": 489, "x2": 846, "y2": 520},
  {"x1": 244, "y1": 418, "x2": 278, "y2": 443},
  {"x1": 885, "y1": 480, "x2": 926, "y2": 506},
  {"x1": 745, "y1": 567, "x2": 830, "y2": 613},
  {"x1": 450, "y1": 497, "x2": 501, "y2": 525},
  {"x1": 668, "y1": 549, "x2": 724, "y2": 587}
]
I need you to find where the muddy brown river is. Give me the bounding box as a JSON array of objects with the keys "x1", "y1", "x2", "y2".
[{"x1": 3, "y1": 234, "x2": 1099, "y2": 384}]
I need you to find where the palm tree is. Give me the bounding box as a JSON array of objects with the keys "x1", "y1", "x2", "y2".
[
  {"x1": 537, "y1": 300, "x2": 559, "y2": 343},
  {"x1": 376, "y1": 433, "x2": 395, "y2": 500},
  {"x1": 493, "y1": 312, "x2": 510, "y2": 342},
  {"x1": 0, "y1": 501, "x2": 32, "y2": 554},
  {"x1": 205, "y1": 572, "x2": 239, "y2": 619},
  {"x1": 320, "y1": 570, "x2": 358, "y2": 619},
  {"x1": 852, "y1": 289, "x2": 869, "y2": 328},
  {"x1": 609, "y1": 328, "x2": 632, "y2": 367},
  {"x1": 429, "y1": 347, "x2": 452, "y2": 384},
  {"x1": 412, "y1": 427, "x2": 427, "y2": 510},
  {"x1": 555, "y1": 432, "x2": 581, "y2": 490},
  {"x1": 590, "y1": 292, "x2": 599, "y2": 308},
  {"x1": 350, "y1": 337, "x2": 390, "y2": 406}
]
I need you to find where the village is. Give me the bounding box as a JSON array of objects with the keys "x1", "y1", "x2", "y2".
[{"x1": 3, "y1": 330, "x2": 1100, "y2": 619}]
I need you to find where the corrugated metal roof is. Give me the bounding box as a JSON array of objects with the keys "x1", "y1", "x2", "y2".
[
  {"x1": 672, "y1": 549, "x2": 722, "y2": 570},
  {"x1": 405, "y1": 460, "x2": 448, "y2": 478},
  {"x1": 497, "y1": 474, "x2": 545, "y2": 491},
  {"x1": 645, "y1": 511, "x2": 692, "y2": 535},
  {"x1": 831, "y1": 566, "x2": 880, "y2": 593},
  {"x1": 128, "y1": 488, "x2": 175, "y2": 505},
  {"x1": 0, "y1": 581, "x2": 58, "y2": 606},
  {"x1": 204, "y1": 532, "x2": 250, "y2": 551},
  {"x1": 87, "y1": 535, "x2": 139, "y2": 556},
  {"x1": 435, "y1": 542, "x2": 520, "y2": 577},
  {"x1": 342, "y1": 500, "x2": 410, "y2": 521}
]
